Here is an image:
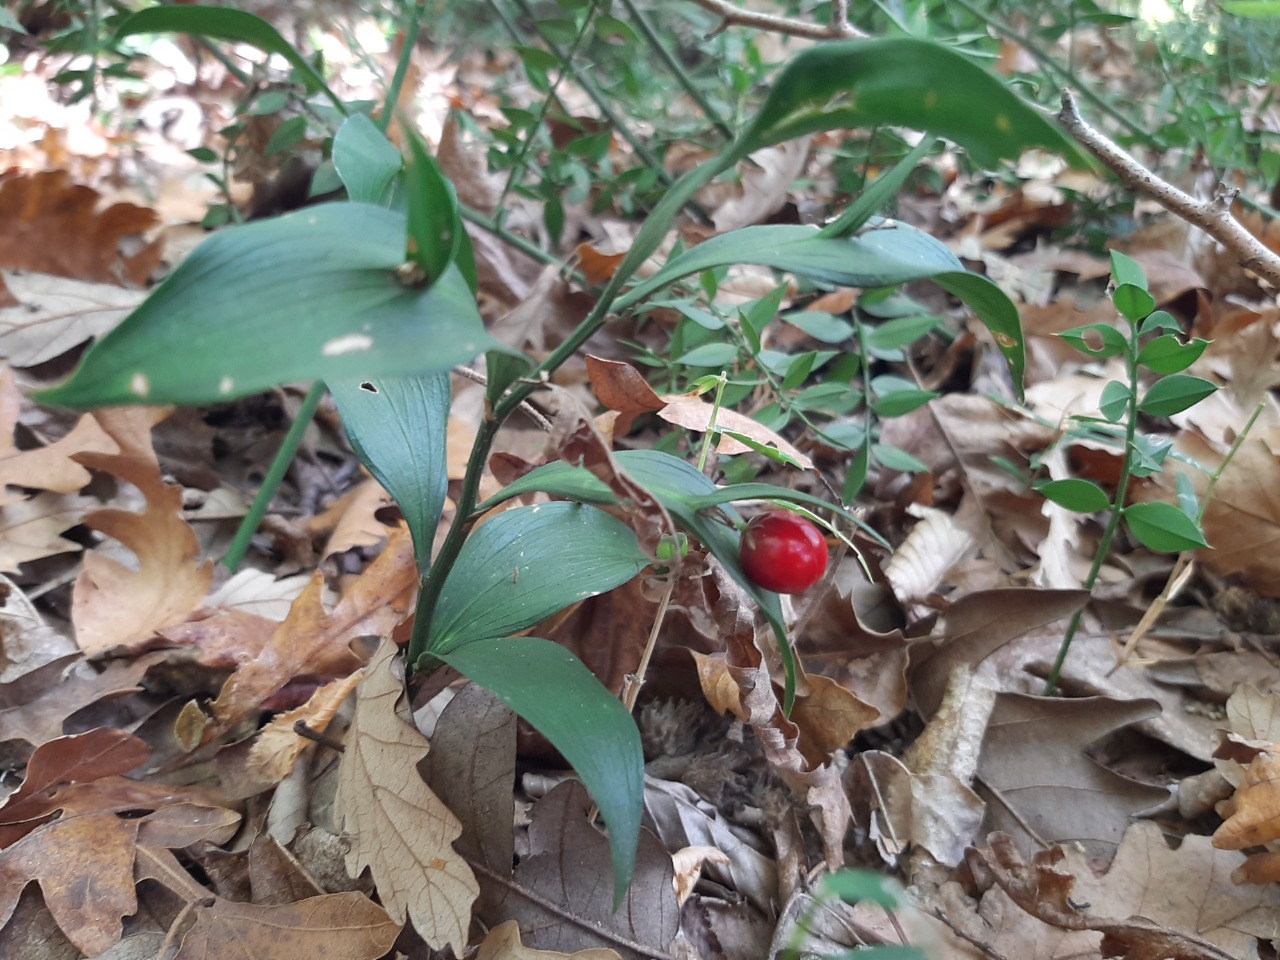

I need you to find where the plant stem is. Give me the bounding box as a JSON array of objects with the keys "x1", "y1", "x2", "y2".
[
  {"x1": 617, "y1": 0, "x2": 736, "y2": 140},
  {"x1": 377, "y1": 0, "x2": 426, "y2": 136},
  {"x1": 222, "y1": 381, "x2": 326, "y2": 572},
  {"x1": 1043, "y1": 344, "x2": 1140, "y2": 695},
  {"x1": 407, "y1": 416, "x2": 501, "y2": 664},
  {"x1": 695, "y1": 371, "x2": 729, "y2": 473}
]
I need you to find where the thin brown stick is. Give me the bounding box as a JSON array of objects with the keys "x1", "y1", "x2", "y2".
[
  {"x1": 467, "y1": 859, "x2": 675, "y2": 960},
  {"x1": 689, "y1": 0, "x2": 867, "y2": 39},
  {"x1": 1057, "y1": 89, "x2": 1280, "y2": 290}
]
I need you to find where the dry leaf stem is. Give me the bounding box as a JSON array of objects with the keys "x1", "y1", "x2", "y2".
[
  {"x1": 1057, "y1": 90, "x2": 1280, "y2": 291},
  {"x1": 688, "y1": 0, "x2": 866, "y2": 39}
]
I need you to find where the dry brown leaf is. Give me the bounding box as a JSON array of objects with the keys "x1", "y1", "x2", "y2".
[
  {"x1": 167, "y1": 892, "x2": 400, "y2": 960},
  {"x1": 303, "y1": 476, "x2": 395, "y2": 557},
  {"x1": 711, "y1": 138, "x2": 811, "y2": 233},
  {"x1": 658, "y1": 393, "x2": 812, "y2": 467},
  {"x1": 477, "y1": 920, "x2": 621, "y2": 960},
  {"x1": 205, "y1": 526, "x2": 416, "y2": 738},
  {"x1": 586, "y1": 355, "x2": 665, "y2": 436},
  {"x1": 0, "y1": 271, "x2": 144, "y2": 367},
  {"x1": 0, "y1": 171, "x2": 163, "y2": 286},
  {"x1": 335, "y1": 639, "x2": 478, "y2": 955},
  {"x1": 978, "y1": 693, "x2": 1169, "y2": 856},
  {"x1": 0, "y1": 491, "x2": 96, "y2": 571},
  {"x1": 0, "y1": 574, "x2": 76, "y2": 681},
  {"x1": 884, "y1": 505, "x2": 975, "y2": 608},
  {"x1": 503, "y1": 780, "x2": 679, "y2": 960},
  {"x1": 70, "y1": 408, "x2": 213, "y2": 654}
]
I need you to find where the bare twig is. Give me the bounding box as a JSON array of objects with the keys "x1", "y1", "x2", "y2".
[
  {"x1": 689, "y1": 0, "x2": 867, "y2": 39},
  {"x1": 1057, "y1": 89, "x2": 1280, "y2": 291}
]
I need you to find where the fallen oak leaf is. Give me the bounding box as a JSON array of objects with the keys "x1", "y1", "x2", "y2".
[
  {"x1": 335, "y1": 638, "x2": 478, "y2": 955},
  {"x1": 658, "y1": 392, "x2": 812, "y2": 467},
  {"x1": 478, "y1": 919, "x2": 622, "y2": 960}
]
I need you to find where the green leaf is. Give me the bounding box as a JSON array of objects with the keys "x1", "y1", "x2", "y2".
[
  {"x1": 37, "y1": 205, "x2": 500, "y2": 408},
  {"x1": 116, "y1": 6, "x2": 344, "y2": 114},
  {"x1": 426, "y1": 502, "x2": 649, "y2": 653},
  {"x1": 818, "y1": 135, "x2": 938, "y2": 238},
  {"x1": 1137, "y1": 374, "x2": 1218, "y2": 418},
  {"x1": 264, "y1": 115, "x2": 308, "y2": 157},
  {"x1": 1130, "y1": 433, "x2": 1174, "y2": 477},
  {"x1": 435, "y1": 636, "x2": 642, "y2": 903},
  {"x1": 1138, "y1": 310, "x2": 1181, "y2": 336},
  {"x1": 1136, "y1": 334, "x2": 1209, "y2": 374},
  {"x1": 1124, "y1": 501, "x2": 1208, "y2": 552},
  {"x1": 485, "y1": 350, "x2": 535, "y2": 407},
  {"x1": 677, "y1": 343, "x2": 739, "y2": 367},
  {"x1": 332, "y1": 113, "x2": 402, "y2": 206},
  {"x1": 743, "y1": 38, "x2": 1086, "y2": 167},
  {"x1": 405, "y1": 130, "x2": 462, "y2": 282},
  {"x1": 782, "y1": 312, "x2": 854, "y2": 344},
  {"x1": 819, "y1": 869, "x2": 903, "y2": 909},
  {"x1": 1109, "y1": 250, "x2": 1147, "y2": 290},
  {"x1": 867, "y1": 315, "x2": 940, "y2": 352},
  {"x1": 0, "y1": 8, "x2": 28, "y2": 33},
  {"x1": 1037, "y1": 478, "x2": 1111, "y2": 513},
  {"x1": 1175, "y1": 471, "x2": 1201, "y2": 522},
  {"x1": 1113, "y1": 283, "x2": 1155, "y2": 323},
  {"x1": 932, "y1": 271, "x2": 1025, "y2": 397},
  {"x1": 1099, "y1": 380, "x2": 1131, "y2": 423},
  {"x1": 1059, "y1": 323, "x2": 1128, "y2": 359},
  {"x1": 474, "y1": 461, "x2": 620, "y2": 513},
  {"x1": 869, "y1": 376, "x2": 937, "y2": 416},
  {"x1": 844, "y1": 437, "x2": 871, "y2": 501},
  {"x1": 1223, "y1": 1, "x2": 1280, "y2": 16},
  {"x1": 330, "y1": 374, "x2": 449, "y2": 574},
  {"x1": 740, "y1": 284, "x2": 789, "y2": 343},
  {"x1": 871, "y1": 443, "x2": 927, "y2": 473},
  {"x1": 717, "y1": 430, "x2": 808, "y2": 467},
  {"x1": 781, "y1": 351, "x2": 818, "y2": 390}
]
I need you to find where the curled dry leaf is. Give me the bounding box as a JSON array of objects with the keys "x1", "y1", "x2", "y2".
[
  {"x1": 477, "y1": 920, "x2": 621, "y2": 960},
  {"x1": 335, "y1": 638, "x2": 478, "y2": 955},
  {"x1": 884, "y1": 505, "x2": 975, "y2": 609}
]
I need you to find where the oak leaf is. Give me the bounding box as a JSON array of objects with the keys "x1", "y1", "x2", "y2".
[{"x1": 335, "y1": 638, "x2": 478, "y2": 955}]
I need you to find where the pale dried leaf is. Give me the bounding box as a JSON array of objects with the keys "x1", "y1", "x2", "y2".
[
  {"x1": 335, "y1": 639, "x2": 478, "y2": 954},
  {"x1": 0, "y1": 271, "x2": 144, "y2": 366},
  {"x1": 884, "y1": 505, "x2": 974, "y2": 606},
  {"x1": 477, "y1": 921, "x2": 621, "y2": 960},
  {"x1": 658, "y1": 393, "x2": 812, "y2": 467}
]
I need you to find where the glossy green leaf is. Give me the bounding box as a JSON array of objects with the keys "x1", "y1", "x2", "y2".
[
  {"x1": 1060, "y1": 323, "x2": 1128, "y2": 360},
  {"x1": 485, "y1": 350, "x2": 535, "y2": 407},
  {"x1": 1037, "y1": 478, "x2": 1111, "y2": 513},
  {"x1": 1138, "y1": 310, "x2": 1182, "y2": 336},
  {"x1": 332, "y1": 113, "x2": 402, "y2": 205},
  {"x1": 818, "y1": 136, "x2": 937, "y2": 239},
  {"x1": 1113, "y1": 283, "x2": 1155, "y2": 323},
  {"x1": 426, "y1": 502, "x2": 649, "y2": 653},
  {"x1": 678, "y1": 343, "x2": 739, "y2": 367},
  {"x1": 782, "y1": 312, "x2": 855, "y2": 344},
  {"x1": 1099, "y1": 380, "x2": 1131, "y2": 423},
  {"x1": 742, "y1": 38, "x2": 1085, "y2": 167},
  {"x1": 37, "y1": 205, "x2": 500, "y2": 408},
  {"x1": 474, "y1": 461, "x2": 620, "y2": 513},
  {"x1": 932, "y1": 271, "x2": 1025, "y2": 397},
  {"x1": 116, "y1": 6, "x2": 344, "y2": 113},
  {"x1": 436, "y1": 636, "x2": 642, "y2": 903},
  {"x1": 1124, "y1": 501, "x2": 1209, "y2": 552},
  {"x1": 870, "y1": 376, "x2": 937, "y2": 416},
  {"x1": 867, "y1": 315, "x2": 940, "y2": 351},
  {"x1": 871, "y1": 443, "x2": 928, "y2": 473},
  {"x1": 405, "y1": 130, "x2": 462, "y2": 282},
  {"x1": 1137, "y1": 374, "x2": 1218, "y2": 418},
  {"x1": 1136, "y1": 334, "x2": 1209, "y2": 374},
  {"x1": 1130, "y1": 433, "x2": 1174, "y2": 476},
  {"x1": 1109, "y1": 250, "x2": 1147, "y2": 290},
  {"x1": 843, "y1": 437, "x2": 872, "y2": 502},
  {"x1": 330, "y1": 374, "x2": 449, "y2": 574}
]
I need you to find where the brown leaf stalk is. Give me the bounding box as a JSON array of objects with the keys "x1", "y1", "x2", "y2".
[{"x1": 689, "y1": 0, "x2": 867, "y2": 39}]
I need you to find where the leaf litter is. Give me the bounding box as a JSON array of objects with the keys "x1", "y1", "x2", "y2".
[{"x1": 1, "y1": 8, "x2": 1280, "y2": 960}]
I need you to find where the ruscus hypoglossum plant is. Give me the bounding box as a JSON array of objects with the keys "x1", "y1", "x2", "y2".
[{"x1": 32, "y1": 2, "x2": 1084, "y2": 897}]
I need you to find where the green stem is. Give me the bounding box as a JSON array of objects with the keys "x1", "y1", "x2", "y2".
[
  {"x1": 222, "y1": 381, "x2": 326, "y2": 572},
  {"x1": 1198, "y1": 400, "x2": 1265, "y2": 523},
  {"x1": 695, "y1": 372, "x2": 729, "y2": 473},
  {"x1": 408, "y1": 416, "x2": 502, "y2": 665},
  {"x1": 1043, "y1": 345, "x2": 1140, "y2": 696},
  {"x1": 376, "y1": 0, "x2": 427, "y2": 136},
  {"x1": 617, "y1": 0, "x2": 735, "y2": 141},
  {"x1": 459, "y1": 204, "x2": 562, "y2": 266}
]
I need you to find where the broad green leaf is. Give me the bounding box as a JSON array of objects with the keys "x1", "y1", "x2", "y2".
[
  {"x1": 844, "y1": 437, "x2": 871, "y2": 502},
  {"x1": 330, "y1": 374, "x2": 449, "y2": 574},
  {"x1": 1136, "y1": 334, "x2": 1209, "y2": 374},
  {"x1": 264, "y1": 115, "x2": 308, "y2": 157},
  {"x1": 405, "y1": 130, "x2": 462, "y2": 283},
  {"x1": 819, "y1": 869, "x2": 904, "y2": 909},
  {"x1": 333, "y1": 113, "x2": 402, "y2": 205},
  {"x1": 436, "y1": 636, "x2": 642, "y2": 903},
  {"x1": 426, "y1": 502, "x2": 648, "y2": 653},
  {"x1": 485, "y1": 350, "x2": 535, "y2": 407},
  {"x1": 717, "y1": 430, "x2": 807, "y2": 468},
  {"x1": 1138, "y1": 310, "x2": 1182, "y2": 336},
  {"x1": 1112, "y1": 283, "x2": 1155, "y2": 323},
  {"x1": 1099, "y1": 380, "x2": 1131, "y2": 423},
  {"x1": 870, "y1": 376, "x2": 937, "y2": 416},
  {"x1": 1137, "y1": 374, "x2": 1218, "y2": 418},
  {"x1": 932, "y1": 271, "x2": 1025, "y2": 397},
  {"x1": 782, "y1": 312, "x2": 855, "y2": 344},
  {"x1": 116, "y1": 6, "x2": 344, "y2": 113},
  {"x1": 475, "y1": 461, "x2": 620, "y2": 513},
  {"x1": 1060, "y1": 323, "x2": 1128, "y2": 359},
  {"x1": 1130, "y1": 433, "x2": 1174, "y2": 477},
  {"x1": 1124, "y1": 501, "x2": 1209, "y2": 552},
  {"x1": 1037, "y1": 478, "x2": 1111, "y2": 513},
  {"x1": 1175, "y1": 471, "x2": 1201, "y2": 522},
  {"x1": 38, "y1": 206, "x2": 501, "y2": 408},
  {"x1": 1109, "y1": 250, "x2": 1147, "y2": 290},
  {"x1": 742, "y1": 38, "x2": 1085, "y2": 167}
]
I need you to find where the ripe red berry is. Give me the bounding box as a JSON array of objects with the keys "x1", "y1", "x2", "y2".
[{"x1": 739, "y1": 511, "x2": 828, "y2": 594}]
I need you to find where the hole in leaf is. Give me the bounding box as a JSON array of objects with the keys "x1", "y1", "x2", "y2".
[{"x1": 360, "y1": 381, "x2": 378, "y2": 393}]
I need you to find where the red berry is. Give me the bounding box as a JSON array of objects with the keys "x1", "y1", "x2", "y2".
[{"x1": 739, "y1": 511, "x2": 828, "y2": 594}]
